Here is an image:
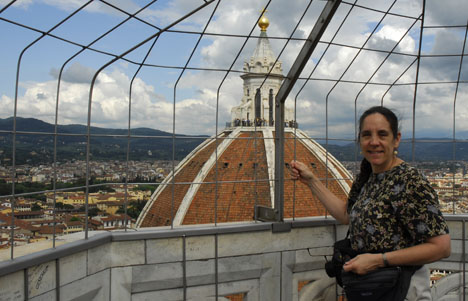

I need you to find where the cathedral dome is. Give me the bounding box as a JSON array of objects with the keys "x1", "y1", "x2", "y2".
[
  {"x1": 136, "y1": 127, "x2": 352, "y2": 227},
  {"x1": 136, "y1": 13, "x2": 352, "y2": 228}
]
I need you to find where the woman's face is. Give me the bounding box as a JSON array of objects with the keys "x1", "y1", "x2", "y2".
[{"x1": 359, "y1": 113, "x2": 401, "y2": 173}]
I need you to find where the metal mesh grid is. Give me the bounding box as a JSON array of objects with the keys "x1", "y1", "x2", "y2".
[{"x1": 1, "y1": 0, "x2": 467, "y2": 260}]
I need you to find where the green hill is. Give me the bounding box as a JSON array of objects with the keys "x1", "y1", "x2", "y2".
[
  {"x1": 0, "y1": 117, "x2": 206, "y2": 164},
  {"x1": 0, "y1": 117, "x2": 466, "y2": 165}
]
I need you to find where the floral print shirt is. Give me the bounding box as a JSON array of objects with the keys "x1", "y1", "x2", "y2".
[{"x1": 347, "y1": 162, "x2": 449, "y2": 253}]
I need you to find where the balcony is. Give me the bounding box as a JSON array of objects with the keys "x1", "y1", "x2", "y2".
[
  {"x1": 0, "y1": 215, "x2": 466, "y2": 300},
  {"x1": 1, "y1": 0, "x2": 468, "y2": 300}
]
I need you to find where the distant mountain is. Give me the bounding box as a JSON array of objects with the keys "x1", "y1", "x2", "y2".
[
  {"x1": 324, "y1": 139, "x2": 468, "y2": 162},
  {"x1": 0, "y1": 117, "x2": 206, "y2": 164},
  {"x1": 0, "y1": 117, "x2": 184, "y2": 136},
  {"x1": 0, "y1": 117, "x2": 466, "y2": 165}
]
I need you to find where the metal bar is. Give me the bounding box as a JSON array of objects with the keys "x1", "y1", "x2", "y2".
[
  {"x1": 280, "y1": 249, "x2": 283, "y2": 299},
  {"x1": 328, "y1": 0, "x2": 399, "y2": 187},
  {"x1": 214, "y1": 0, "x2": 273, "y2": 224},
  {"x1": 380, "y1": 58, "x2": 419, "y2": 105},
  {"x1": 99, "y1": 0, "x2": 162, "y2": 32},
  {"x1": 50, "y1": 0, "x2": 159, "y2": 246},
  {"x1": 411, "y1": 0, "x2": 426, "y2": 164},
  {"x1": 333, "y1": 224, "x2": 339, "y2": 301},
  {"x1": 451, "y1": 19, "x2": 468, "y2": 215},
  {"x1": 24, "y1": 268, "x2": 28, "y2": 300},
  {"x1": 84, "y1": 1, "x2": 215, "y2": 233},
  {"x1": 171, "y1": 0, "x2": 220, "y2": 226},
  {"x1": 276, "y1": 0, "x2": 342, "y2": 104},
  {"x1": 6, "y1": 128, "x2": 467, "y2": 142},
  {"x1": 124, "y1": 0, "x2": 161, "y2": 232},
  {"x1": 274, "y1": 95, "x2": 285, "y2": 221},
  {"x1": 252, "y1": 0, "x2": 314, "y2": 102},
  {"x1": 463, "y1": 219, "x2": 466, "y2": 301},
  {"x1": 274, "y1": 0, "x2": 342, "y2": 221},
  {"x1": 0, "y1": 0, "x2": 17, "y2": 14},
  {"x1": 56, "y1": 258, "x2": 60, "y2": 301},
  {"x1": 9, "y1": 0, "x2": 93, "y2": 259},
  {"x1": 355, "y1": 12, "x2": 421, "y2": 105},
  {"x1": 215, "y1": 233, "x2": 219, "y2": 300},
  {"x1": 293, "y1": 0, "x2": 358, "y2": 202},
  {"x1": 183, "y1": 235, "x2": 187, "y2": 300},
  {"x1": 259, "y1": 0, "x2": 317, "y2": 222}
]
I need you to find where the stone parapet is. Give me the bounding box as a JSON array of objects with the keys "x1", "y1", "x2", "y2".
[{"x1": 0, "y1": 217, "x2": 466, "y2": 300}]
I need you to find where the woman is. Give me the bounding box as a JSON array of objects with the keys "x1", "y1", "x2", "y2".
[{"x1": 290, "y1": 106, "x2": 450, "y2": 300}]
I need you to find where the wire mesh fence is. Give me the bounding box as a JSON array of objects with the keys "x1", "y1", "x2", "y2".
[{"x1": 0, "y1": 0, "x2": 467, "y2": 261}]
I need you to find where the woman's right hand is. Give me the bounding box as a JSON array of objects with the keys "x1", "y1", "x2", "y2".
[
  {"x1": 289, "y1": 160, "x2": 316, "y2": 186},
  {"x1": 290, "y1": 160, "x2": 349, "y2": 224}
]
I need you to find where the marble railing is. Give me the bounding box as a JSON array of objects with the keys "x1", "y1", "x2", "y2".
[{"x1": 0, "y1": 215, "x2": 466, "y2": 301}]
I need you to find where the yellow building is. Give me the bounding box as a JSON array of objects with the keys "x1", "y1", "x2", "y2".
[{"x1": 97, "y1": 201, "x2": 124, "y2": 215}]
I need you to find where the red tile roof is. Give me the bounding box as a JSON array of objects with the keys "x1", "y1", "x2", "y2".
[{"x1": 138, "y1": 129, "x2": 352, "y2": 227}]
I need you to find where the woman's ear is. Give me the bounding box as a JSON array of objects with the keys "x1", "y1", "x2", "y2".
[{"x1": 394, "y1": 132, "x2": 401, "y2": 148}]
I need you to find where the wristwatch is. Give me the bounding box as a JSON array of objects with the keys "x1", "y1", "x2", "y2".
[{"x1": 382, "y1": 253, "x2": 389, "y2": 267}]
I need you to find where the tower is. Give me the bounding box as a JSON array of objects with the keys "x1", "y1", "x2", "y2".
[{"x1": 231, "y1": 12, "x2": 293, "y2": 126}]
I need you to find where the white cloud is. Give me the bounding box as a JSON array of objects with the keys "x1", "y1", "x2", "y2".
[
  {"x1": 373, "y1": 25, "x2": 416, "y2": 53},
  {"x1": 0, "y1": 0, "x2": 33, "y2": 9},
  {"x1": 1, "y1": 0, "x2": 468, "y2": 140},
  {"x1": 49, "y1": 62, "x2": 97, "y2": 84},
  {"x1": 1, "y1": 64, "x2": 232, "y2": 136}
]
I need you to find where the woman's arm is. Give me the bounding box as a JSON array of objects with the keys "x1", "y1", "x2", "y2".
[
  {"x1": 343, "y1": 234, "x2": 451, "y2": 275},
  {"x1": 290, "y1": 160, "x2": 349, "y2": 224},
  {"x1": 384, "y1": 234, "x2": 451, "y2": 266}
]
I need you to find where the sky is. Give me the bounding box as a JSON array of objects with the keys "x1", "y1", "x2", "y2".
[{"x1": 1, "y1": 0, "x2": 468, "y2": 142}]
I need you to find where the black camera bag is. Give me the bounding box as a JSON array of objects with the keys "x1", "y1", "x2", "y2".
[{"x1": 325, "y1": 237, "x2": 418, "y2": 301}]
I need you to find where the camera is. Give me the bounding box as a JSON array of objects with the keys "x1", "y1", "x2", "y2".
[{"x1": 325, "y1": 260, "x2": 337, "y2": 277}]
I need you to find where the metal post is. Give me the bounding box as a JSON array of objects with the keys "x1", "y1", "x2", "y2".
[
  {"x1": 274, "y1": 98, "x2": 285, "y2": 222},
  {"x1": 274, "y1": 0, "x2": 342, "y2": 222},
  {"x1": 463, "y1": 219, "x2": 466, "y2": 301}
]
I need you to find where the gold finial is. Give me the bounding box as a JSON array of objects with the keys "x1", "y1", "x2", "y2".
[{"x1": 258, "y1": 8, "x2": 269, "y2": 31}]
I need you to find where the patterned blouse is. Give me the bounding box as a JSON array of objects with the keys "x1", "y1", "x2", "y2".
[{"x1": 347, "y1": 162, "x2": 449, "y2": 253}]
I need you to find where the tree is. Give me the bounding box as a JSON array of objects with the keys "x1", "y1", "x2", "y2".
[
  {"x1": 64, "y1": 203, "x2": 74, "y2": 210},
  {"x1": 31, "y1": 202, "x2": 42, "y2": 211},
  {"x1": 31, "y1": 194, "x2": 46, "y2": 202},
  {"x1": 55, "y1": 202, "x2": 74, "y2": 210},
  {"x1": 116, "y1": 200, "x2": 147, "y2": 219},
  {"x1": 0, "y1": 182, "x2": 11, "y2": 195},
  {"x1": 77, "y1": 206, "x2": 101, "y2": 217},
  {"x1": 88, "y1": 207, "x2": 101, "y2": 217},
  {"x1": 132, "y1": 184, "x2": 156, "y2": 194}
]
